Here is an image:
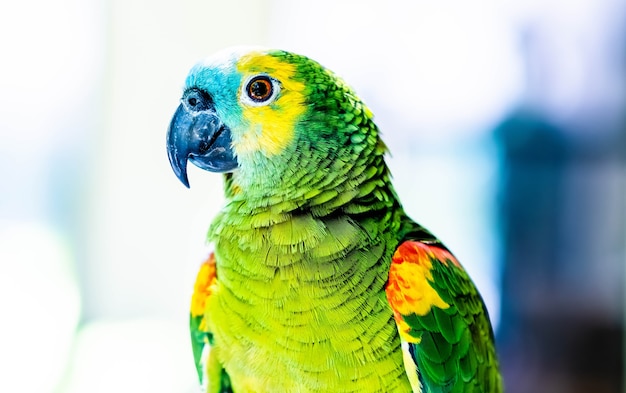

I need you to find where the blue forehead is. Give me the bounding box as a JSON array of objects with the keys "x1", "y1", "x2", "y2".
[{"x1": 185, "y1": 60, "x2": 240, "y2": 101}]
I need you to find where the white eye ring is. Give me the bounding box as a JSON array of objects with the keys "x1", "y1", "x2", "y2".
[{"x1": 240, "y1": 74, "x2": 281, "y2": 106}]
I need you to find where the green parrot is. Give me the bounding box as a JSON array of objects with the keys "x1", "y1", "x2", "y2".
[{"x1": 166, "y1": 47, "x2": 502, "y2": 393}]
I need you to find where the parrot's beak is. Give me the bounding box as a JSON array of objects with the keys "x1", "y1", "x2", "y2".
[{"x1": 166, "y1": 88, "x2": 238, "y2": 188}]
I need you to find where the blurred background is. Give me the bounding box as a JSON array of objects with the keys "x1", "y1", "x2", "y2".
[{"x1": 0, "y1": 0, "x2": 623, "y2": 392}]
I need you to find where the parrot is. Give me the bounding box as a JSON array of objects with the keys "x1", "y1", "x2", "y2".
[{"x1": 166, "y1": 47, "x2": 502, "y2": 393}]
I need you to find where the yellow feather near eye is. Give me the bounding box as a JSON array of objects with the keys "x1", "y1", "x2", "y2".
[{"x1": 235, "y1": 52, "x2": 307, "y2": 156}]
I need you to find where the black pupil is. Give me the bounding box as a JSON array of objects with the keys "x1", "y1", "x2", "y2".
[{"x1": 249, "y1": 79, "x2": 271, "y2": 100}]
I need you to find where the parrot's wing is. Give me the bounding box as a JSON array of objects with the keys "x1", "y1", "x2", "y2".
[
  {"x1": 385, "y1": 240, "x2": 502, "y2": 393},
  {"x1": 190, "y1": 253, "x2": 233, "y2": 392}
]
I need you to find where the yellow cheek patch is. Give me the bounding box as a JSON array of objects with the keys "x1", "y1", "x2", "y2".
[{"x1": 235, "y1": 52, "x2": 307, "y2": 157}]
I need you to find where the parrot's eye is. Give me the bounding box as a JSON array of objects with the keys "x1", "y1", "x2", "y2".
[
  {"x1": 241, "y1": 75, "x2": 280, "y2": 106},
  {"x1": 248, "y1": 77, "x2": 271, "y2": 101}
]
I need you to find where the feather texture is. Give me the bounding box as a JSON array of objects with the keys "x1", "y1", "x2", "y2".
[{"x1": 386, "y1": 241, "x2": 502, "y2": 392}]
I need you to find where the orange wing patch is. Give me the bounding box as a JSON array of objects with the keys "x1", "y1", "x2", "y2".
[
  {"x1": 190, "y1": 253, "x2": 218, "y2": 320},
  {"x1": 385, "y1": 241, "x2": 457, "y2": 342}
]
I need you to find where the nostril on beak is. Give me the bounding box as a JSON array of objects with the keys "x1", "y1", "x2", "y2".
[{"x1": 183, "y1": 88, "x2": 213, "y2": 112}]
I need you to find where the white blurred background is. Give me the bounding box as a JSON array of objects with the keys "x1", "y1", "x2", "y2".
[{"x1": 0, "y1": 1, "x2": 624, "y2": 392}]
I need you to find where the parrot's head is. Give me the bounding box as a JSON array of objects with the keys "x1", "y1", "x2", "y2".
[{"x1": 167, "y1": 47, "x2": 381, "y2": 198}]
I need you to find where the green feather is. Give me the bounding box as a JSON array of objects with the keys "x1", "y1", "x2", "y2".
[
  {"x1": 418, "y1": 330, "x2": 453, "y2": 364},
  {"x1": 433, "y1": 307, "x2": 465, "y2": 344},
  {"x1": 189, "y1": 315, "x2": 207, "y2": 380}
]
